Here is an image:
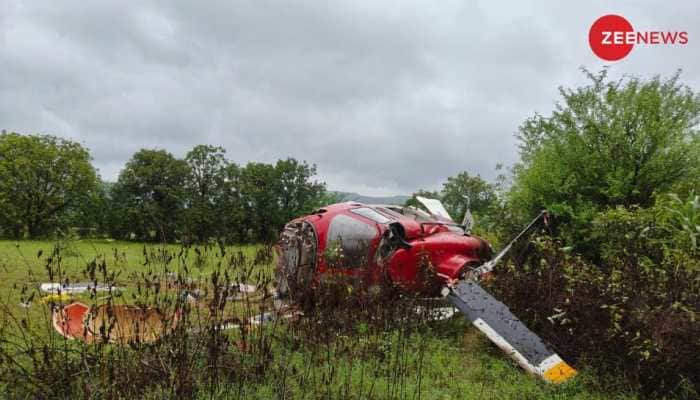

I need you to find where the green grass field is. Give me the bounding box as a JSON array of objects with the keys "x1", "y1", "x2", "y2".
[
  {"x1": 0, "y1": 239, "x2": 267, "y2": 332},
  {"x1": 0, "y1": 240, "x2": 636, "y2": 399}
]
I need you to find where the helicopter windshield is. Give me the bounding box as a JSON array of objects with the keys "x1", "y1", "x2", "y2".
[{"x1": 325, "y1": 213, "x2": 379, "y2": 269}]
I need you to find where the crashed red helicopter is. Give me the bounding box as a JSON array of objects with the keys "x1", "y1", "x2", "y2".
[
  {"x1": 276, "y1": 196, "x2": 577, "y2": 384},
  {"x1": 48, "y1": 196, "x2": 575, "y2": 384}
]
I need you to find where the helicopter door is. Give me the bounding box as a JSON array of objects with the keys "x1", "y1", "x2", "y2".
[{"x1": 324, "y1": 213, "x2": 380, "y2": 269}]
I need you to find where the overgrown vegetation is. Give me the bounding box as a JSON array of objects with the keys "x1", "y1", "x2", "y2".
[
  {"x1": 509, "y1": 69, "x2": 700, "y2": 253},
  {"x1": 489, "y1": 70, "x2": 700, "y2": 398},
  {"x1": 491, "y1": 201, "x2": 699, "y2": 397},
  {"x1": 402, "y1": 69, "x2": 699, "y2": 398},
  {"x1": 0, "y1": 241, "x2": 626, "y2": 399}
]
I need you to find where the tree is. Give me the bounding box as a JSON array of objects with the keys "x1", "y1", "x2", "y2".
[
  {"x1": 510, "y1": 69, "x2": 700, "y2": 247},
  {"x1": 62, "y1": 180, "x2": 111, "y2": 237},
  {"x1": 110, "y1": 149, "x2": 189, "y2": 241},
  {"x1": 183, "y1": 145, "x2": 229, "y2": 241},
  {"x1": 274, "y1": 158, "x2": 326, "y2": 225},
  {"x1": 235, "y1": 159, "x2": 326, "y2": 242},
  {"x1": 220, "y1": 162, "x2": 246, "y2": 242},
  {"x1": 239, "y1": 162, "x2": 279, "y2": 242},
  {"x1": 441, "y1": 172, "x2": 497, "y2": 222},
  {"x1": 0, "y1": 132, "x2": 98, "y2": 238}
]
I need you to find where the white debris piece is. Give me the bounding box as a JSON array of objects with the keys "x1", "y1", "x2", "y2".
[
  {"x1": 415, "y1": 196, "x2": 454, "y2": 221},
  {"x1": 431, "y1": 307, "x2": 456, "y2": 320},
  {"x1": 413, "y1": 305, "x2": 457, "y2": 321},
  {"x1": 236, "y1": 283, "x2": 258, "y2": 293},
  {"x1": 249, "y1": 312, "x2": 275, "y2": 325},
  {"x1": 226, "y1": 283, "x2": 259, "y2": 300},
  {"x1": 40, "y1": 282, "x2": 118, "y2": 294}
]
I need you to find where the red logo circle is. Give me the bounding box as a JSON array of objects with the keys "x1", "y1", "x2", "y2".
[{"x1": 589, "y1": 14, "x2": 634, "y2": 61}]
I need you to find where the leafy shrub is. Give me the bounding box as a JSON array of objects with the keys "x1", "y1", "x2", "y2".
[
  {"x1": 658, "y1": 193, "x2": 700, "y2": 256},
  {"x1": 508, "y1": 69, "x2": 700, "y2": 256},
  {"x1": 491, "y1": 201, "x2": 700, "y2": 398}
]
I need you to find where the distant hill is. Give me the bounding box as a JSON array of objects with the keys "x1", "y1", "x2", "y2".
[{"x1": 332, "y1": 191, "x2": 410, "y2": 205}]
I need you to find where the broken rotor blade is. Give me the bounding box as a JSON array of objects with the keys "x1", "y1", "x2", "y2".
[
  {"x1": 446, "y1": 280, "x2": 576, "y2": 384},
  {"x1": 467, "y1": 210, "x2": 549, "y2": 278},
  {"x1": 415, "y1": 196, "x2": 454, "y2": 222}
]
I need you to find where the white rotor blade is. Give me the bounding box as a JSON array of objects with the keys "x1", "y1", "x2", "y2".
[
  {"x1": 446, "y1": 280, "x2": 576, "y2": 384},
  {"x1": 415, "y1": 196, "x2": 454, "y2": 221}
]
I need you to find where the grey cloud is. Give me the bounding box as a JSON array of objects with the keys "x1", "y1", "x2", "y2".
[{"x1": 1, "y1": 0, "x2": 698, "y2": 195}]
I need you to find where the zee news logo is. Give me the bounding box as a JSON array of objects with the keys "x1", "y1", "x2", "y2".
[{"x1": 589, "y1": 14, "x2": 688, "y2": 61}]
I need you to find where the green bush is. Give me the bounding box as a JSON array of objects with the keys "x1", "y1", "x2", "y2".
[
  {"x1": 491, "y1": 199, "x2": 700, "y2": 398},
  {"x1": 508, "y1": 69, "x2": 700, "y2": 255}
]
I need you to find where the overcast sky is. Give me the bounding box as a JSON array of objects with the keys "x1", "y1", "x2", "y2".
[{"x1": 1, "y1": 1, "x2": 698, "y2": 195}]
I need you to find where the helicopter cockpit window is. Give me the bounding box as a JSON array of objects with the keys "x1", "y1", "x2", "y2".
[
  {"x1": 350, "y1": 207, "x2": 392, "y2": 224},
  {"x1": 393, "y1": 206, "x2": 435, "y2": 222},
  {"x1": 325, "y1": 214, "x2": 378, "y2": 269}
]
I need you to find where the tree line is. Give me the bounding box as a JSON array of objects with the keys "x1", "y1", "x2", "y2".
[{"x1": 0, "y1": 135, "x2": 333, "y2": 243}]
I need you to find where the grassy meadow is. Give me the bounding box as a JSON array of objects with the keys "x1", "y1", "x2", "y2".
[{"x1": 0, "y1": 239, "x2": 636, "y2": 399}]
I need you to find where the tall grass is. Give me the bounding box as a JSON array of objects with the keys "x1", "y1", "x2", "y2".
[
  {"x1": 0, "y1": 241, "x2": 442, "y2": 399},
  {"x1": 0, "y1": 240, "x2": 639, "y2": 399}
]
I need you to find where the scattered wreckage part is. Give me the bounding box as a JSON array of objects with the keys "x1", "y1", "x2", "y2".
[
  {"x1": 52, "y1": 302, "x2": 90, "y2": 340},
  {"x1": 412, "y1": 305, "x2": 457, "y2": 321},
  {"x1": 248, "y1": 310, "x2": 301, "y2": 326},
  {"x1": 446, "y1": 280, "x2": 576, "y2": 383},
  {"x1": 225, "y1": 282, "x2": 263, "y2": 301},
  {"x1": 236, "y1": 283, "x2": 258, "y2": 293},
  {"x1": 415, "y1": 196, "x2": 454, "y2": 221},
  {"x1": 192, "y1": 310, "x2": 301, "y2": 333},
  {"x1": 40, "y1": 293, "x2": 73, "y2": 304},
  {"x1": 52, "y1": 302, "x2": 179, "y2": 344},
  {"x1": 52, "y1": 301, "x2": 299, "y2": 343},
  {"x1": 41, "y1": 280, "x2": 257, "y2": 303},
  {"x1": 40, "y1": 282, "x2": 120, "y2": 294}
]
